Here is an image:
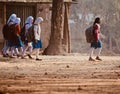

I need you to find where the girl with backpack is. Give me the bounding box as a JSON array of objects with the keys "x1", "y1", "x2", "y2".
[
  {"x1": 89, "y1": 17, "x2": 102, "y2": 61},
  {"x1": 13, "y1": 17, "x2": 24, "y2": 57},
  {"x1": 2, "y1": 14, "x2": 17, "y2": 57},
  {"x1": 21, "y1": 16, "x2": 34, "y2": 59}
]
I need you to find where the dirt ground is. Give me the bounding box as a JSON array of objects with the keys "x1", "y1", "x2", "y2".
[{"x1": 0, "y1": 55, "x2": 120, "y2": 94}]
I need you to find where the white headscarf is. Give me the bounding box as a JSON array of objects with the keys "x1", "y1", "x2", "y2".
[
  {"x1": 7, "y1": 14, "x2": 17, "y2": 25},
  {"x1": 15, "y1": 17, "x2": 21, "y2": 24},
  {"x1": 25, "y1": 16, "x2": 34, "y2": 33},
  {"x1": 34, "y1": 17, "x2": 43, "y2": 40},
  {"x1": 34, "y1": 17, "x2": 43, "y2": 25},
  {"x1": 25, "y1": 16, "x2": 34, "y2": 24}
]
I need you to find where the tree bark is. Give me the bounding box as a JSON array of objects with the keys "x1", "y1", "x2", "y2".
[{"x1": 44, "y1": 0, "x2": 64, "y2": 55}]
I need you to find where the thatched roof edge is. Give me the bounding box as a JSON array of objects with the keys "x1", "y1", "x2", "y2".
[{"x1": 0, "y1": 0, "x2": 73, "y2": 3}]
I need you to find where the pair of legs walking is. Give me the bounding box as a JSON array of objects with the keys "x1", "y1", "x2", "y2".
[
  {"x1": 89, "y1": 48, "x2": 102, "y2": 61},
  {"x1": 22, "y1": 42, "x2": 42, "y2": 61},
  {"x1": 89, "y1": 40, "x2": 102, "y2": 61},
  {"x1": 2, "y1": 40, "x2": 23, "y2": 57}
]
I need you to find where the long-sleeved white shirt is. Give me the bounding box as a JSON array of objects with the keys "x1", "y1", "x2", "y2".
[{"x1": 34, "y1": 24, "x2": 41, "y2": 40}]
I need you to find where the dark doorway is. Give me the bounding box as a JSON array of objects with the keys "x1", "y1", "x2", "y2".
[{"x1": 6, "y1": 3, "x2": 36, "y2": 26}]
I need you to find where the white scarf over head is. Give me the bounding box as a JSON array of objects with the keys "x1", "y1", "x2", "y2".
[
  {"x1": 34, "y1": 17, "x2": 43, "y2": 40},
  {"x1": 15, "y1": 17, "x2": 21, "y2": 24},
  {"x1": 25, "y1": 16, "x2": 34, "y2": 32},
  {"x1": 7, "y1": 14, "x2": 17, "y2": 25}
]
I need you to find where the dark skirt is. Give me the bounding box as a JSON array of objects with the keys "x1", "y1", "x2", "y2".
[
  {"x1": 91, "y1": 40, "x2": 102, "y2": 49},
  {"x1": 15, "y1": 36, "x2": 24, "y2": 48},
  {"x1": 32, "y1": 40, "x2": 42, "y2": 49},
  {"x1": 6, "y1": 40, "x2": 14, "y2": 47}
]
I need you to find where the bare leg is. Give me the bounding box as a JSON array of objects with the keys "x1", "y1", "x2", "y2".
[
  {"x1": 96, "y1": 48, "x2": 102, "y2": 61},
  {"x1": 89, "y1": 48, "x2": 95, "y2": 61},
  {"x1": 35, "y1": 48, "x2": 42, "y2": 61}
]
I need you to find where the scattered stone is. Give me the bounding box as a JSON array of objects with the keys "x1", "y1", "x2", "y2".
[
  {"x1": 118, "y1": 65, "x2": 120, "y2": 68},
  {"x1": 63, "y1": 76, "x2": 67, "y2": 78},
  {"x1": 77, "y1": 86, "x2": 82, "y2": 90},
  {"x1": 44, "y1": 72, "x2": 48, "y2": 75},
  {"x1": 7, "y1": 85, "x2": 11, "y2": 87},
  {"x1": 28, "y1": 80, "x2": 32, "y2": 83},
  {"x1": 15, "y1": 66, "x2": 19, "y2": 70},
  {"x1": 115, "y1": 72, "x2": 120, "y2": 76},
  {"x1": 66, "y1": 65, "x2": 70, "y2": 68}
]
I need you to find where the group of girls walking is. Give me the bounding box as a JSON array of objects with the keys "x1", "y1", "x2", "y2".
[{"x1": 2, "y1": 13, "x2": 43, "y2": 61}]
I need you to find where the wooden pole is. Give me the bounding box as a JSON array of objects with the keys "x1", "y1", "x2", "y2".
[{"x1": 63, "y1": 3, "x2": 71, "y2": 53}]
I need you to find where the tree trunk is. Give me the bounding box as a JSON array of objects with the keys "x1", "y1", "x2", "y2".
[{"x1": 44, "y1": 0, "x2": 64, "y2": 55}]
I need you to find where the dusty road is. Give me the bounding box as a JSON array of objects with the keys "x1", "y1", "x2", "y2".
[{"x1": 0, "y1": 55, "x2": 120, "y2": 94}]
